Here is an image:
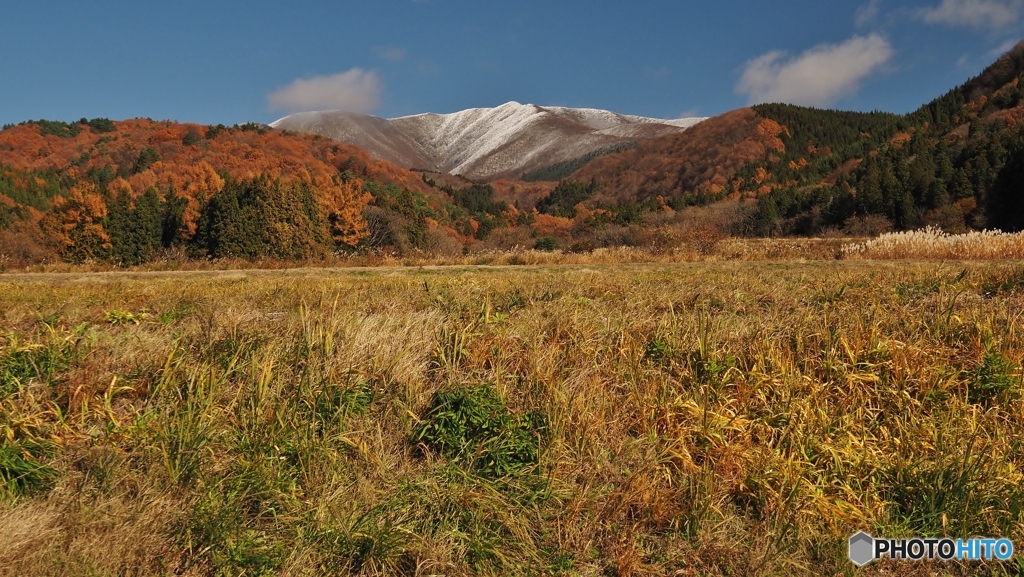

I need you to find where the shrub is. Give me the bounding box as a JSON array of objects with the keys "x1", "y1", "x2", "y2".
[
  {"x1": 182, "y1": 129, "x2": 202, "y2": 146},
  {"x1": 534, "y1": 236, "x2": 558, "y2": 252},
  {"x1": 644, "y1": 338, "x2": 669, "y2": 361},
  {"x1": 412, "y1": 385, "x2": 546, "y2": 477},
  {"x1": 683, "y1": 223, "x2": 723, "y2": 255},
  {"x1": 843, "y1": 214, "x2": 894, "y2": 236},
  {"x1": 0, "y1": 336, "x2": 77, "y2": 395},
  {"x1": 968, "y1": 350, "x2": 1017, "y2": 404},
  {"x1": 84, "y1": 118, "x2": 117, "y2": 133},
  {"x1": 0, "y1": 441, "x2": 57, "y2": 496}
]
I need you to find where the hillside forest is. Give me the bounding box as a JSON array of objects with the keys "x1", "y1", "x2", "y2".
[{"x1": 3, "y1": 42, "x2": 1024, "y2": 266}]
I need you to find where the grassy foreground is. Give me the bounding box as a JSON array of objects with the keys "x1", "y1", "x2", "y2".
[{"x1": 1, "y1": 261, "x2": 1023, "y2": 576}]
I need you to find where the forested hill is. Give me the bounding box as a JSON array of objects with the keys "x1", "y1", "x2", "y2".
[
  {"x1": 555, "y1": 39, "x2": 1024, "y2": 236},
  {"x1": 567, "y1": 109, "x2": 787, "y2": 207},
  {"x1": 0, "y1": 118, "x2": 447, "y2": 264},
  {"x1": 735, "y1": 39, "x2": 1024, "y2": 234}
]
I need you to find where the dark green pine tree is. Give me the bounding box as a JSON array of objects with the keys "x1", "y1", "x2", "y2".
[
  {"x1": 756, "y1": 194, "x2": 780, "y2": 237},
  {"x1": 255, "y1": 178, "x2": 329, "y2": 259},
  {"x1": 950, "y1": 165, "x2": 975, "y2": 201},
  {"x1": 134, "y1": 188, "x2": 163, "y2": 259},
  {"x1": 106, "y1": 188, "x2": 164, "y2": 265},
  {"x1": 856, "y1": 160, "x2": 886, "y2": 216},
  {"x1": 161, "y1": 183, "x2": 188, "y2": 248},
  {"x1": 192, "y1": 176, "x2": 335, "y2": 260},
  {"x1": 193, "y1": 179, "x2": 261, "y2": 258},
  {"x1": 889, "y1": 158, "x2": 919, "y2": 229},
  {"x1": 822, "y1": 182, "x2": 856, "y2": 227},
  {"x1": 537, "y1": 178, "x2": 600, "y2": 218},
  {"x1": 986, "y1": 144, "x2": 1024, "y2": 232},
  {"x1": 105, "y1": 190, "x2": 134, "y2": 264}
]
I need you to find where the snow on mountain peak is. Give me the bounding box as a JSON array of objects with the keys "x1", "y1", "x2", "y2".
[{"x1": 272, "y1": 103, "x2": 706, "y2": 180}]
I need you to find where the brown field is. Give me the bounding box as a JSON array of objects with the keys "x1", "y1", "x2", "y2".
[{"x1": 1, "y1": 258, "x2": 1023, "y2": 576}]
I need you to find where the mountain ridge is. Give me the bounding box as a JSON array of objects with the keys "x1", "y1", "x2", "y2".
[{"x1": 270, "y1": 102, "x2": 705, "y2": 181}]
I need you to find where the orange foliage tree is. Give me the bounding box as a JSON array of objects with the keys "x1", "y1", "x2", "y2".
[
  {"x1": 319, "y1": 176, "x2": 373, "y2": 246},
  {"x1": 0, "y1": 118, "x2": 446, "y2": 261},
  {"x1": 39, "y1": 181, "x2": 111, "y2": 261}
]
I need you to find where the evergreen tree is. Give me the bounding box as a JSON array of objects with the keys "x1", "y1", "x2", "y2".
[
  {"x1": 537, "y1": 179, "x2": 600, "y2": 218},
  {"x1": 192, "y1": 176, "x2": 333, "y2": 259},
  {"x1": 986, "y1": 143, "x2": 1024, "y2": 231},
  {"x1": 106, "y1": 188, "x2": 163, "y2": 265},
  {"x1": 161, "y1": 184, "x2": 188, "y2": 247}
]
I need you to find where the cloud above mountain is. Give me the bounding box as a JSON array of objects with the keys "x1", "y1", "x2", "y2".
[
  {"x1": 373, "y1": 46, "x2": 407, "y2": 62},
  {"x1": 855, "y1": 0, "x2": 882, "y2": 27},
  {"x1": 736, "y1": 35, "x2": 893, "y2": 107},
  {"x1": 918, "y1": 0, "x2": 1022, "y2": 29},
  {"x1": 268, "y1": 68, "x2": 383, "y2": 114}
]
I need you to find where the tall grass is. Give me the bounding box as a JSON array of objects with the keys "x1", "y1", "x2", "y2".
[
  {"x1": 2, "y1": 238, "x2": 855, "y2": 275},
  {"x1": 844, "y1": 226, "x2": 1024, "y2": 260},
  {"x1": 0, "y1": 261, "x2": 1023, "y2": 575}
]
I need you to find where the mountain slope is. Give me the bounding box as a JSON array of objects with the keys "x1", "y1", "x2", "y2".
[
  {"x1": 568, "y1": 108, "x2": 787, "y2": 205},
  {"x1": 736, "y1": 39, "x2": 1024, "y2": 234},
  {"x1": 271, "y1": 102, "x2": 704, "y2": 180},
  {"x1": 265, "y1": 110, "x2": 430, "y2": 171},
  {"x1": 559, "y1": 39, "x2": 1024, "y2": 234}
]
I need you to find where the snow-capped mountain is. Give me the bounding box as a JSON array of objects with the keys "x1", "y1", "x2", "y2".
[{"x1": 270, "y1": 102, "x2": 705, "y2": 180}]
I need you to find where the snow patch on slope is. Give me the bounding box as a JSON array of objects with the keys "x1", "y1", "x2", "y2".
[
  {"x1": 272, "y1": 102, "x2": 707, "y2": 179},
  {"x1": 393, "y1": 102, "x2": 550, "y2": 174}
]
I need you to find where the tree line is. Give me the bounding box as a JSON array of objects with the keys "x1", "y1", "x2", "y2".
[{"x1": 744, "y1": 54, "x2": 1024, "y2": 235}]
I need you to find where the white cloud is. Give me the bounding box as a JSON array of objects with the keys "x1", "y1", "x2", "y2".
[
  {"x1": 989, "y1": 37, "x2": 1022, "y2": 56},
  {"x1": 856, "y1": 0, "x2": 882, "y2": 27},
  {"x1": 918, "y1": 0, "x2": 1022, "y2": 29},
  {"x1": 736, "y1": 35, "x2": 894, "y2": 107},
  {"x1": 268, "y1": 68, "x2": 383, "y2": 114},
  {"x1": 417, "y1": 61, "x2": 441, "y2": 76},
  {"x1": 374, "y1": 46, "x2": 407, "y2": 61}
]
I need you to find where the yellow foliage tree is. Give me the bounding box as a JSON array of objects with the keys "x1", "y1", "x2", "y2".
[
  {"x1": 319, "y1": 177, "x2": 371, "y2": 247},
  {"x1": 40, "y1": 181, "x2": 111, "y2": 261},
  {"x1": 172, "y1": 161, "x2": 226, "y2": 238}
]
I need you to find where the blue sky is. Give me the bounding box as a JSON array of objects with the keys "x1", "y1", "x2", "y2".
[{"x1": 2, "y1": 0, "x2": 1023, "y2": 126}]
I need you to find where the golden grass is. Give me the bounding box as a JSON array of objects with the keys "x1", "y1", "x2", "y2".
[
  {"x1": 1, "y1": 238, "x2": 852, "y2": 276},
  {"x1": 844, "y1": 227, "x2": 1024, "y2": 260},
  {"x1": 1, "y1": 260, "x2": 1023, "y2": 575}
]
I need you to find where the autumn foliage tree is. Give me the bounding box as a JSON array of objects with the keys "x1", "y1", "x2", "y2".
[
  {"x1": 39, "y1": 181, "x2": 111, "y2": 262},
  {"x1": 320, "y1": 176, "x2": 372, "y2": 246},
  {"x1": 0, "y1": 118, "x2": 421, "y2": 263}
]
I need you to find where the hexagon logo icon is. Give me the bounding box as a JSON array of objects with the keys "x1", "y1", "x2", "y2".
[{"x1": 849, "y1": 531, "x2": 875, "y2": 566}]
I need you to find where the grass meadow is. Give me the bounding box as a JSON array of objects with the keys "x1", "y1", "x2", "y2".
[{"x1": 1, "y1": 256, "x2": 1024, "y2": 575}]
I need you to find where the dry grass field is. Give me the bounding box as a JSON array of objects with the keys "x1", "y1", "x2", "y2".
[{"x1": 2, "y1": 257, "x2": 1024, "y2": 576}]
